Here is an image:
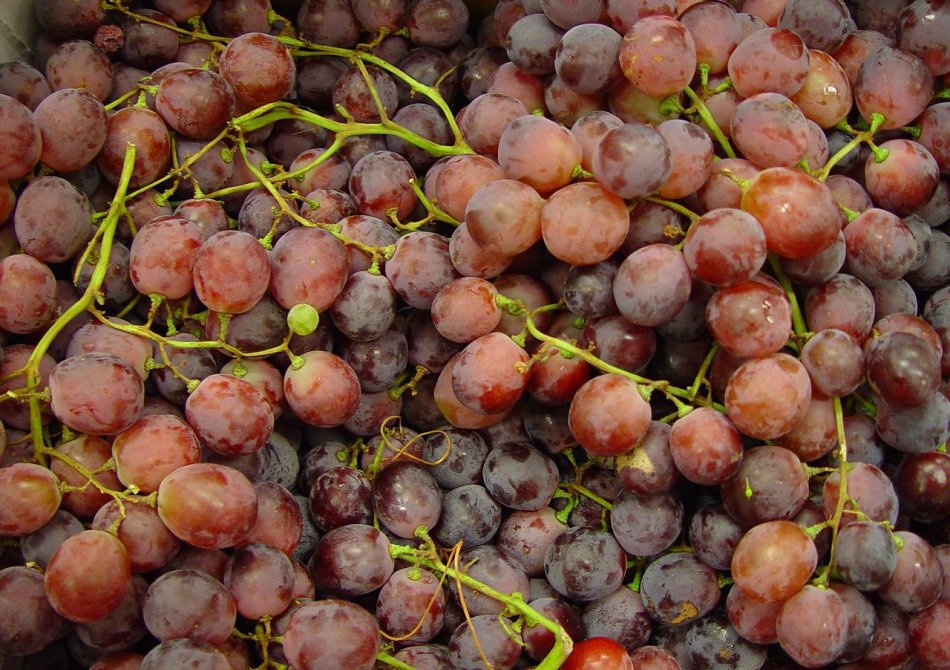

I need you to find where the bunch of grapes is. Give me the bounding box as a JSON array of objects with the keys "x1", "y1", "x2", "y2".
[{"x1": 0, "y1": 0, "x2": 949, "y2": 668}]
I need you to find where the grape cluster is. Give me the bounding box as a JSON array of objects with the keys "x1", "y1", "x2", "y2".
[{"x1": 0, "y1": 0, "x2": 949, "y2": 669}]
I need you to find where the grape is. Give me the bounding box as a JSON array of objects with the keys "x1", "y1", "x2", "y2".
[
  {"x1": 877, "y1": 531, "x2": 944, "y2": 613},
  {"x1": 157, "y1": 463, "x2": 258, "y2": 549},
  {"x1": 569, "y1": 373, "x2": 651, "y2": 457},
  {"x1": 863, "y1": 603, "x2": 913, "y2": 669},
  {"x1": 542, "y1": 181, "x2": 629, "y2": 266},
  {"x1": 20, "y1": 510, "x2": 83, "y2": 569},
  {"x1": 237, "y1": 482, "x2": 302, "y2": 557},
  {"x1": 140, "y1": 639, "x2": 230, "y2": 669},
  {"x1": 562, "y1": 637, "x2": 635, "y2": 670},
  {"x1": 49, "y1": 434, "x2": 121, "y2": 520},
  {"x1": 640, "y1": 552, "x2": 721, "y2": 626},
  {"x1": 778, "y1": 0, "x2": 855, "y2": 53},
  {"x1": 407, "y1": 0, "x2": 470, "y2": 48},
  {"x1": 283, "y1": 600, "x2": 380, "y2": 670},
  {"x1": 225, "y1": 542, "x2": 294, "y2": 619},
  {"x1": 284, "y1": 351, "x2": 361, "y2": 428},
  {"x1": 0, "y1": 566, "x2": 69, "y2": 656},
  {"x1": 614, "y1": 244, "x2": 691, "y2": 327},
  {"x1": 611, "y1": 491, "x2": 683, "y2": 557},
  {"x1": 619, "y1": 16, "x2": 696, "y2": 99},
  {"x1": 45, "y1": 39, "x2": 112, "y2": 102},
  {"x1": 894, "y1": 452, "x2": 950, "y2": 522},
  {"x1": 143, "y1": 569, "x2": 236, "y2": 644},
  {"x1": 726, "y1": 585, "x2": 781, "y2": 645},
  {"x1": 219, "y1": 32, "x2": 296, "y2": 107},
  {"x1": 580, "y1": 587, "x2": 651, "y2": 653},
  {"x1": 448, "y1": 614, "x2": 522, "y2": 670},
  {"x1": 98, "y1": 106, "x2": 172, "y2": 188},
  {"x1": 706, "y1": 278, "x2": 792, "y2": 358},
  {"x1": 339, "y1": 328, "x2": 408, "y2": 393},
  {"x1": 0, "y1": 344, "x2": 56, "y2": 430},
  {"x1": 731, "y1": 520, "x2": 818, "y2": 603},
  {"x1": 727, "y1": 28, "x2": 810, "y2": 98},
  {"x1": 451, "y1": 332, "x2": 529, "y2": 414},
  {"x1": 185, "y1": 373, "x2": 274, "y2": 457},
  {"x1": 309, "y1": 523, "x2": 393, "y2": 597},
  {"x1": 377, "y1": 566, "x2": 446, "y2": 643},
  {"x1": 593, "y1": 123, "x2": 671, "y2": 200},
  {"x1": 497, "y1": 114, "x2": 582, "y2": 194},
  {"x1": 461, "y1": 94, "x2": 529, "y2": 159},
  {"x1": 731, "y1": 93, "x2": 810, "y2": 168},
  {"x1": 193, "y1": 230, "x2": 271, "y2": 314},
  {"x1": 434, "y1": 483, "x2": 502, "y2": 547},
  {"x1": 0, "y1": 463, "x2": 61, "y2": 537},
  {"x1": 822, "y1": 462, "x2": 899, "y2": 527},
  {"x1": 627, "y1": 645, "x2": 681, "y2": 670},
  {"x1": 656, "y1": 118, "x2": 714, "y2": 200},
  {"x1": 92, "y1": 499, "x2": 180, "y2": 573},
  {"x1": 834, "y1": 520, "x2": 898, "y2": 591},
  {"x1": 855, "y1": 46, "x2": 933, "y2": 129},
  {"x1": 386, "y1": 231, "x2": 461, "y2": 310},
  {"x1": 333, "y1": 65, "x2": 399, "y2": 123},
  {"x1": 774, "y1": 392, "x2": 838, "y2": 462},
  {"x1": 44, "y1": 530, "x2": 132, "y2": 624},
  {"x1": 493, "y1": 507, "x2": 566, "y2": 577},
  {"x1": 804, "y1": 273, "x2": 876, "y2": 340},
  {"x1": 0, "y1": 254, "x2": 57, "y2": 335},
  {"x1": 775, "y1": 585, "x2": 848, "y2": 667},
  {"x1": 685, "y1": 612, "x2": 768, "y2": 670},
  {"x1": 32, "y1": 88, "x2": 107, "y2": 173},
  {"x1": 0, "y1": 61, "x2": 51, "y2": 111},
  {"x1": 308, "y1": 465, "x2": 373, "y2": 531},
  {"x1": 683, "y1": 209, "x2": 767, "y2": 288},
  {"x1": 50, "y1": 353, "x2": 144, "y2": 436},
  {"x1": 545, "y1": 527, "x2": 628, "y2": 601},
  {"x1": 505, "y1": 13, "x2": 565, "y2": 75},
  {"x1": 799, "y1": 328, "x2": 865, "y2": 397},
  {"x1": 909, "y1": 600, "x2": 950, "y2": 670},
  {"x1": 129, "y1": 215, "x2": 203, "y2": 300},
  {"x1": 722, "y1": 446, "x2": 809, "y2": 527},
  {"x1": 555, "y1": 23, "x2": 623, "y2": 96},
  {"x1": 118, "y1": 9, "x2": 178, "y2": 69},
  {"x1": 452, "y1": 544, "x2": 530, "y2": 616},
  {"x1": 418, "y1": 428, "x2": 486, "y2": 489},
  {"x1": 431, "y1": 276, "x2": 502, "y2": 344},
  {"x1": 918, "y1": 103, "x2": 950, "y2": 174},
  {"x1": 482, "y1": 441, "x2": 559, "y2": 511},
  {"x1": 742, "y1": 167, "x2": 843, "y2": 260},
  {"x1": 867, "y1": 331, "x2": 941, "y2": 407},
  {"x1": 374, "y1": 461, "x2": 442, "y2": 538},
  {"x1": 396, "y1": 47, "x2": 460, "y2": 107},
  {"x1": 725, "y1": 353, "x2": 812, "y2": 441},
  {"x1": 583, "y1": 314, "x2": 656, "y2": 374}
]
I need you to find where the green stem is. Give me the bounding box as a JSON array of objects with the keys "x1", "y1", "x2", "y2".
[
  {"x1": 816, "y1": 112, "x2": 887, "y2": 182},
  {"x1": 681, "y1": 85, "x2": 736, "y2": 159},
  {"x1": 768, "y1": 253, "x2": 808, "y2": 338},
  {"x1": 570, "y1": 483, "x2": 613, "y2": 511},
  {"x1": 643, "y1": 195, "x2": 700, "y2": 224},
  {"x1": 24, "y1": 143, "x2": 137, "y2": 464},
  {"x1": 389, "y1": 541, "x2": 573, "y2": 669},
  {"x1": 687, "y1": 342, "x2": 719, "y2": 400},
  {"x1": 816, "y1": 396, "x2": 849, "y2": 587},
  {"x1": 376, "y1": 651, "x2": 414, "y2": 670},
  {"x1": 501, "y1": 297, "x2": 725, "y2": 412}
]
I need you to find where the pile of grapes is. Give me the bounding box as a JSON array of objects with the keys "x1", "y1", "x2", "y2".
[{"x1": 0, "y1": 0, "x2": 949, "y2": 668}]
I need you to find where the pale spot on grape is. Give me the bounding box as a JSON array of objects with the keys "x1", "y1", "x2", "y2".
[{"x1": 670, "y1": 601, "x2": 699, "y2": 624}]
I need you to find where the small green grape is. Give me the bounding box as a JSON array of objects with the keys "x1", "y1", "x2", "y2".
[{"x1": 288, "y1": 303, "x2": 319, "y2": 336}]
